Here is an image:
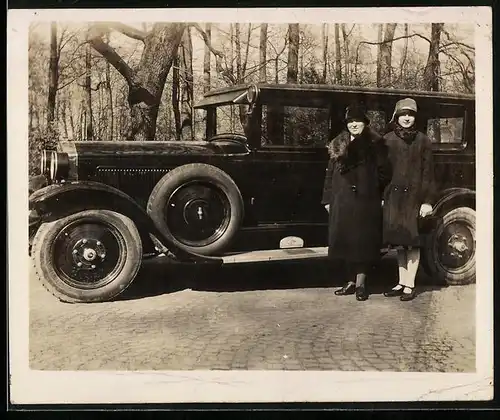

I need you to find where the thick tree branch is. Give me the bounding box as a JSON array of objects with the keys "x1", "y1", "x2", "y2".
[
  {"x1": 87, "y1": 25, "x2": 137, "y2": 87},
  {"x1": 108, "y1": 23, "x2": 149, "y2": 41},
  {"x1": 242, "y1": 24, "x2": 252, "y2": 78},
  {"x1": 192, "y1": 23, "x2": 224, "y2": 58}
]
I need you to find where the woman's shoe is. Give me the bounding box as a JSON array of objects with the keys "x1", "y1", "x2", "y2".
[
  {"x1": 356, "y1": 286, "x2": 369, "y2": 301},
  {"x1": 400, "y1": 287, "x2": 417, "y2": 301},
  {"x1": 334, "y1": 282, "x2": 356, "y2": 296},
  {"x1": 384, "y1": 285, "x2": 404, "y2": 297}
]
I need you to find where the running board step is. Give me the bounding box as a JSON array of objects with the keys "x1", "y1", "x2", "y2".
[{"x1": 222, "y1": 247, "x2": 329, "y2": 264}]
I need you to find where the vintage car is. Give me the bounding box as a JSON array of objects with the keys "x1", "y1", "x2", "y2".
[{"x1": 29, "y1": 83, "x2": 476, "y2": 303}]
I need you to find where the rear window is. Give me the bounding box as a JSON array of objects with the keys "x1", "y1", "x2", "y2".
[
  {"x1": 427, "y1": 117, "x2": 464, "y2": 144},
  {"x1": 426, "y1": 104, "x2": 466, "y2": 147}
]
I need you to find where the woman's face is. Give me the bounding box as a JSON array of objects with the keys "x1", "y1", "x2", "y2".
[
  {"x1": 397, "y1": 112, "x2": 416, "y2": 128},
  {"x1": 346, "y1": 119, "x2": 366, "y2": 137}
]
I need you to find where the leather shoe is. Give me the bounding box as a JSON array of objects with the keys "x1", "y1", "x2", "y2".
[
  {"x1": 384, "y1": 285, "x2": 404, "y2": 297},
  {"x1": 334, "y1": 283, "x2": 355, "y2": 296},
  {"x1": 400, "y1": 288, "x2": 417, "y2": 301},
  {"x1": 356, "y1": 286, "x2": 368, "y2": 301}
]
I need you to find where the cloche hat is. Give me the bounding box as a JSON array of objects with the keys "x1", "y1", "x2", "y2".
[
  {"x1": 390, "y1": 97, "x2": 418, "y2": 123},
  {"x1": 344, "y1": 103, "x2": 370, "y2": 125}
]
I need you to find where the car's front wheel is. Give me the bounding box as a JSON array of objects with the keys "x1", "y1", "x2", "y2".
[
  {"x1": 423, "y1": 206, "x2": 476, "y2": 286},
  {"x1": 31, "y1": 210, "x2": 143, "y2": 303}
]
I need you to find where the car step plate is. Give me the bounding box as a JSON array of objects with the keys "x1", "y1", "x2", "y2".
[{"x1": 222, "y1": 247, "x2": 328, "y2": 264}]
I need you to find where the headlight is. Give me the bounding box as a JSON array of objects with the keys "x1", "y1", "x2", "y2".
[
  {"x1": 40, "y1": 150, "x2": 53, "y2": 176},
  {"x1": 246, "y1": 84, "x2": 260, "y2": 104},
  {"x1": 40, "y1": 149, "x2": 69, "y2": 182}
]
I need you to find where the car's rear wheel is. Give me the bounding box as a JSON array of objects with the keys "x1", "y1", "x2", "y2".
[
  {"x1": 423, "y1": 206, "x2": 476, "y2": 285},
  {"x1": 147, "y1": 164, "x2": 244, "y2": 256},
  {"x1": 31, "y1": 210, "x2": 143, "y2": 303}
]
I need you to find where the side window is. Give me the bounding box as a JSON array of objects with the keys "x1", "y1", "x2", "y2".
[
  {"x1": 426, "y1": 104, "x2": 466, "y2": 147},
  {"x1": 261, "y1": 105, "x2": 330, "y2": 147}
]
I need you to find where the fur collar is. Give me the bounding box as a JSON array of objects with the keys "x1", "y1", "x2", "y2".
[{"x1": 328, "y1": 129, "x2": 377, "y2": 173}]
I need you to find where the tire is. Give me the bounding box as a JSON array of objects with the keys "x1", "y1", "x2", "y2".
[
  {"x1": 147, "y1": 163, "x2": 244, "y2": 256},
  {"x1": 423, "y1": 206, "x2": 476, "y2": 286},
  {"x1": 31, "y1": 210, "x2": 143, "y2": 303}
]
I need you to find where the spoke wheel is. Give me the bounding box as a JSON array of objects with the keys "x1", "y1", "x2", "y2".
[
  {"x1": 32, "y1": 210, "x2": 142, "y2": 303},
  {"x1": 424, "y1": 206, "x2": 476, "y2": 285}
]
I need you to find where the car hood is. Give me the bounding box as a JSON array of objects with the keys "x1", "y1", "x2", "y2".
[{"x1": 58, "y1": 139, "x2": 249, "y2": 157}]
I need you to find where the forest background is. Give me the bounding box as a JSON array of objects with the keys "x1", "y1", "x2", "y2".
[{"x1": 28, "y1": 22, "x2": 475, "y2": 175}]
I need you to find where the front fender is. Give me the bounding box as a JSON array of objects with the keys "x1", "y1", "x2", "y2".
[{"x1": 29, "y1": 181, "x2": 222, "y2": 265}]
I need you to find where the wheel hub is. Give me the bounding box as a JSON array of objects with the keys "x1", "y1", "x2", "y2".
[
  {"x1": 72, "y1": 238, "x2": 107, "y2": 270},
  {"x1": 448, "y1": 234, "x2": 469, "y2": 257},
  {"x1": 437, "y1": 221, "x2": 474, "y2": 270}
]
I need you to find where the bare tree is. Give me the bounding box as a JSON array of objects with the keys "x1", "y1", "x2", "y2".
[
  {"x1": 377, "y1": 23, "x2": 397, "y2": 87},
  {"x1": 83, "y1": 39, "x2": 94, "y2": 140},
  {"x1": 203, "y1": 23, "x2": 211, "y2": 92},
  {"x1": 180, "y1": 27, "x2": 194, "y2": 140},
  {"x1": 423, "y1": 23, "x2": 444, "y2": 91},
  {"x1": 322, "y1": 23, "x2": 328, "y2": 83},
  {"x1": 287, "y1": 23, "x2": 300, "y2": 83},
  {"x1": 334, "y1": 23, "x2": 342, "y2": 83},
  {"x1": 259, "y1": 23, "x2": 268, "y2": 82},
  {"x1": 88, "y1": 22, "x2": 186, "y2": 141},
  {"x1": 172, "y1": 54, "x2": 181, "y2": 140},
  {"x1": 47, "y1": 22, "x2": 59, "y2": 133}
]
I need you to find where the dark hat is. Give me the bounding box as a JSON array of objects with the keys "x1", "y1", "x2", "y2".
[{"x1": 344, "y1": 104, "x2": 370, "y2": 125}]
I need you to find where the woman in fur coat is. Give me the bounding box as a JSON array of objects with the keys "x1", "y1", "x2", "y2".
[
  {"x1": 322, "y1": 104, "x2": 391, "y2": 301},
  {"x1": 382, "y1": 98, "x2": 437, "y2": 301}
]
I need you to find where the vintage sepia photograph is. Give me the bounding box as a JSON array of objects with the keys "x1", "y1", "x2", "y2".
[{"x1": 8, "y1": 7, "x2": 493, "y2": 404}]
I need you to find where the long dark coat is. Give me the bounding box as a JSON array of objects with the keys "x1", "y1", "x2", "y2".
[
  {"x1": 382, "y1": 130, "x2": 436, "y2": 247},
  {"x1": 322, "y1": 128, "x2": 391, "y2": 264}
]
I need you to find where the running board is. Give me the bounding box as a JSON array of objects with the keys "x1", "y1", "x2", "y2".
[{"x1": 221, "y1": 247, "x2": 329, "y2": 264}]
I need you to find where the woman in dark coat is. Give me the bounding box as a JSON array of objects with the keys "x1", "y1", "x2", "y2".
[
  {"x1": 382, "y1": 98, "x2": 436, "y2": 301},
  {"x1": 322, "y1": 104, "x2": 391, "y2": 301}
]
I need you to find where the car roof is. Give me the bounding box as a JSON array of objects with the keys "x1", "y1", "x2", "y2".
[{"x1": 194, "y1": 83, "x2": 475, "y2": 109}]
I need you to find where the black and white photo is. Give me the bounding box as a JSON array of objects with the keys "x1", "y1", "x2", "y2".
[{"x1": 8, "y1": 6, "x2": 493, "y2": 404}]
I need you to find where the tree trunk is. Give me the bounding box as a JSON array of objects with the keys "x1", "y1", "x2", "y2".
[
  {"x1": 29, "y1": 91, "x2": 34, "y2": 135},
  {"x1": 180, "y1": 27, "x2": 193, "y2": 140},
  {"x1": 377, "y1": 23, "x2": 397, "y2": 88},
  {"x1": 89, "y1": 22, "x2": 186, "y2": 141},
  {"x1": 341, "y1": 24, "x2": 350, "y2": 82},
  {"x1": 287, "y1": 23, "x2": 299, "y2": 83},
  {"x1": 47, "y1": 22, "x2": 58, "y2": 134},
  {"x1": 235, "y1": 23, "x2": 242, "y2": 83},
  {"x1": 61, "y1": 99, "x2": 69, "y2": 139},
  {"x1": 259, "y1": 23, "x2": 267, "y2": 82},
  {"x1": 423, "y1": 23, "x2": 443, "y2": 91},
  {"x1": 322, "y1": 23, "x2": 328, "y2": 83},
  {"x1": 203, "y1": 23, "x2": 211, "y2": 93},
  {"x1": 69, "y1": 101, "x2": 75, "y2": 140},
  {"x1": 400, "y1": 24, "x2": 409, "y2": 84},
  {"x1": 334, "y1": 24, "x2": 342, "y2": 84},
  {"x1": 105, "y1": 33, "x2": 114, "y2": 140},
  {"x1": 84, "y1": 40, "x2": 94, "y2": 140},
  {"x1": 172, "y1": 55, "x2": 181, "y2": 140}
]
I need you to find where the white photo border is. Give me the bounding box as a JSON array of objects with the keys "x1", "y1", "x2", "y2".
[{"x1": 8, "y1": 6, "x2": 493, "y2": 404}]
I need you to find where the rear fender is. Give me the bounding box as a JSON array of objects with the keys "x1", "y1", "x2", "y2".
[
  {"x1": 419, "y1": 188, "x2": 476, "y2": 233},
  {"x1": 29, "y1": 181, "x2": 222, "y2": 265}
]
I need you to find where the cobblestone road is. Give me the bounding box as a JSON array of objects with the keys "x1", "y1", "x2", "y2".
[{"x1": 29, "y1": 256, "x2": 475, "y2": 372}]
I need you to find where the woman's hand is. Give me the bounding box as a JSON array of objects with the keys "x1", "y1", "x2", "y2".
[
  {"x1": 325, "y1": 204, "x2": 330, "y2": 213},
  {"x1": 419, "y1": 203, "x2": 433, "y2": 217}
]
